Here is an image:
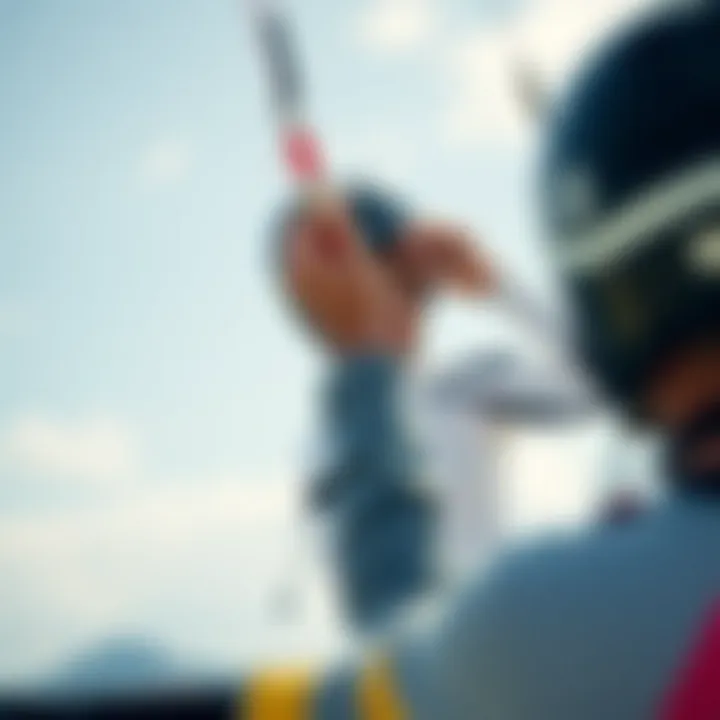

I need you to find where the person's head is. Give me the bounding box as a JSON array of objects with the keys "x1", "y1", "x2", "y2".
[{"x1": 543, "y1": 1, "x2": 720, "y2": 490}]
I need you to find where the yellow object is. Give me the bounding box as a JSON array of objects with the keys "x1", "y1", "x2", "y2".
[
  {"x1": 357, "y1": 657, "x2": 408, "y2": 720},
  {"x1": 244, "y1": 667, "x2": 316, "y2": 720}
]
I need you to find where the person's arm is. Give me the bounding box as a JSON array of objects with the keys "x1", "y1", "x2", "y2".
[
  {"x1": 312, "y1": 355, "x2": 438, "y2": 634},
  {"x1": 429, "y1": 349, "x2": 598, "y2": 426}
]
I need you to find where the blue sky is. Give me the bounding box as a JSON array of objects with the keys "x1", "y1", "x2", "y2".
[{"x1": 0, "y1": 0, "x2": 651, "y2": 685}]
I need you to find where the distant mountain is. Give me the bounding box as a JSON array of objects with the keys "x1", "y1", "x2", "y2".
[{"x1": 49, "y1": 636, "x2": 186, "y2": 694}]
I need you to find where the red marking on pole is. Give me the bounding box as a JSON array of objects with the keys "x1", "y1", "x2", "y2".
[{"x1": 282, "y1": 127, "x2": 325, "y2": 182}]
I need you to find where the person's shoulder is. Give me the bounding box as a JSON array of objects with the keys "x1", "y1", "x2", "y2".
[
  {"x1": 450, "y1": 509, "x2": 663, "y2": 642},
  {"x1": 497, "y1": 509, "x2": 659, "y2": 590},
  {"x1": 419, "y1": 512, "x2": 667, "y2": 716}
]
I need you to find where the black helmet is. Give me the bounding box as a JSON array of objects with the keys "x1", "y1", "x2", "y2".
[
  {"x1": 273, "y1": 181, "x2": 410, "y2": 264},
  {"x1": 542, "y1": 1, "x2": 720, "y2": 413}
]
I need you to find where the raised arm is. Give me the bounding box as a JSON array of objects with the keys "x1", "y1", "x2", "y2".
[
  {"x1": 280, "y1": 189, "x2": 445, "y2": 633},
  {"x1": 312, "y1": 355, "x2": 437, "y2": 633}
]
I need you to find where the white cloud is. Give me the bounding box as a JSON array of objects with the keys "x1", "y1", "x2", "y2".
[
  {"x1": 441, "y1": 0, "x2": 651, "y2": 148},
  {"x1": 443, "y1": 29, "x2": 528, "y2": 149},
  {"x1": 137, "y1": 136, "x2": 193, "y2": 188},
  {"x1": 356, "y1": 0, "x2": 436, "y2": 54},
  {"x1": 0, "y1": 473, "x2": 343, "y2": 681},
  {"x1": 2, "y1": 414, "x2": 138, "y2": 483}
]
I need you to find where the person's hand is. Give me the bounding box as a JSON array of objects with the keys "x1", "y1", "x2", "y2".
[
  {"x1": 284, "y1": 193, "x2": 419, "y2": 357},
  {"x1": 388, "y1": 221, "x2": 499, "y2": 299},
  {"x1": 281, "y1": 188, "x2": 499, "y2": 357}
]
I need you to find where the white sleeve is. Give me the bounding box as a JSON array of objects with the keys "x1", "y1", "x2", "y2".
[{"x1": 429, "y1": 349, "x2": 596, "y2": 425}]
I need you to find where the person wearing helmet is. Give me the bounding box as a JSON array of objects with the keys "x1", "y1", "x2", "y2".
[
  {"x1": 271, "y1": 2, "x2": 720, "y2": 718},
  {"x1": 283, "y1": 181, "x2": 597, "y2": 638}
]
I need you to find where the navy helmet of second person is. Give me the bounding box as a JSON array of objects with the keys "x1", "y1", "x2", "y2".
[
  {"x1": 543, "y1": 1, "x2": 720, "y2": 415},
  {"x1": 543, "y1": 0, "x2": 720, "y2": 491}
]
